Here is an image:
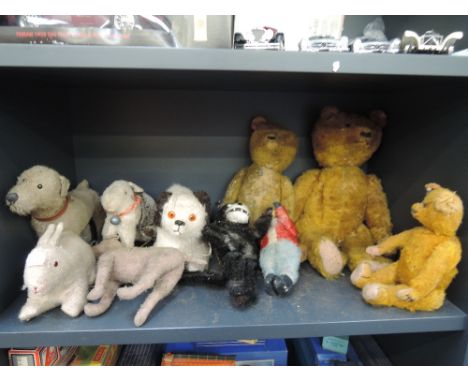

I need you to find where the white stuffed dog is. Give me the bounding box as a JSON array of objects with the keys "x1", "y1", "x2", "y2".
[
  {"x1": 101, "y1": 180, "x2": 156, "y2": 248},
  {"x1": 19, "y1": 223, "x2": 96, "y2": 321},
  {"x1": 155, "y1": 184, "x2": 211, "y2": 272},
  {"x1": 5, "y1": 165, "x2": 101, "y2": 241}
]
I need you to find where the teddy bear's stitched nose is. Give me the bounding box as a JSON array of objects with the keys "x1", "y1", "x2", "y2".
[
  {"x1": 267, "y1": 134, "x2": 277, "y2": 140},
  {"x1": 5, "y1": 192, "x2": 18, "y2": 205},
  {"x1": 360, "y1": 131, "x2": 372, "y2": 138},
  {"x1": 175, "y1": 220, "x2": 185, "y2": 226}
]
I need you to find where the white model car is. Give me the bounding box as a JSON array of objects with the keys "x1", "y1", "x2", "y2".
[
  {"x1": 400, "y1": 30, "x2": 463, "y2": 54},
  {"x1": 350, "y1": 37, "x2": 401, "y2": 54},
  {"x1": 299, "y1": 35, "x2": 349, "y2": 52}
]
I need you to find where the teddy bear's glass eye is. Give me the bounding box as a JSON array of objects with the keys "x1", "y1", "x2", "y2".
[
  {"x1": 167, "y1": 211, "x2": 176, "y2": 219},
  {"x1": 53, "y1": 261, "x2": 59, "y2": 267},
  {"x1": 188, "y1": 214, "x2": 197, "y2": 222},
  {"x1": 37, "y1": 184, "x2": 43, "y2": 189}
]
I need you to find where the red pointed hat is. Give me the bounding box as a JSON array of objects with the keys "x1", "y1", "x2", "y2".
[{"x1": 261, "y1": 202, "x2": 299, "y2": 248}]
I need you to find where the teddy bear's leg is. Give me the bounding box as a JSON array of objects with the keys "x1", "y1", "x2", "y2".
[
  {"x1": 87, "y1": 253, "x2": 114, "y2": 301},
  {"x1": 351, "y1": 261, "x2": 398, "y2": 289},
  {"x1": 362, "y1": 284, "x2": 445, "y2": 311},
  {"x1": 84, "y1": 280, "x2": 119, "y2": 317},
  {"x1": 302, "y1": 232, "x2": 347, "y2": 279},
  {"x1": 342, "y1": 225, "x2": 392, "y2": 272}
]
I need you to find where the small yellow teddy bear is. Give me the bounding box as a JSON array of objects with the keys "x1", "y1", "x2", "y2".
[{"x1": 351, "y1": 183, "x2": 463, "y2": 311}]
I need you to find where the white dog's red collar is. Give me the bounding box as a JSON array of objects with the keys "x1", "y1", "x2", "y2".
[
  {"x1": 33, "y1": 197, "x2": 70, "y2": 222},
  {"x1": 115, "y1": 194, "x2": 142, "y2": 217}
]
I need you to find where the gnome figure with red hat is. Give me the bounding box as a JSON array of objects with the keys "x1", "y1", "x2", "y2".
[{"x1": 260, "y1": 202, "x2": 302, "y2": 296}]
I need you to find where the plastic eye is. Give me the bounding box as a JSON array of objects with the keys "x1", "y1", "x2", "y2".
[
  {"x1": 167, "y1": 211, "x2": 176, "y2": 219},
  {"x1": 188, "y1": 214, "x2": 197, "y2": 222},
  {"x1": 37, "y1": 184, "x2": 43, "y2": 189},
  {"x1": 53, "y1": 261, "x2": 59, "y2": 267}
]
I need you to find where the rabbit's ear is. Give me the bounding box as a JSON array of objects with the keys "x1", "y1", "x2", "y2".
[
  {"x1": 38, "y1": 224, "x2": 56, "y2": 246},
  {"x1": 49, "y1": 222, "x2": 64, "y2": 246}
]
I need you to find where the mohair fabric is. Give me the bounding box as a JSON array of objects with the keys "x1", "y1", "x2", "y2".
[
  {"x1": 85, "y1": 238, "x2": 185, "y2": 327},
  {"x1": 6, "y1": 165, "x2": 102, "y2": 241},
  {"x1": 351, "y1": 183, "x2": 463, "y2": 312},
  {"x1": 223, "y1": 116, "x2": 298, "y2": 225},
  {"x1": 19, "y1": 223, "x2": 96, "y2": 321},
  {"x1": 101, "y1": 180, "x2": 156, "y2": 247},
  {"x1": 294, "y1": 106, "x2": 392, "y2": 279}
]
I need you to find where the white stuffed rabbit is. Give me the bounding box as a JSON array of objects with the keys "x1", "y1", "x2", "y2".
[{"x1": 19, "y1": 223, "x2": 96, "y2": 321}]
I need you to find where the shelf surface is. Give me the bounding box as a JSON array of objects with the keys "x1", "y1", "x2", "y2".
[
  {"x1": 0, "y1": 265, "x2": 465, "y2": 347},
  {"x1": 1, "y1": 44, "x2": 468, "y2": 77}
]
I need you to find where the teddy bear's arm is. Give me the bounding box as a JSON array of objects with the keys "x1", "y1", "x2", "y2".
[
  {"x1": 373, "y1": 230, "x2": 413, "y2": 255},
  {"x1": 365, "y1": 174, "x2": 392, "y2": 243},
  {"x1": 280, "y1": 176, "x2": 295, "y2": 220},
  {"x1": 223, "y1": 168, "x2": 248, "y2": 205},
  {"x1": 293, "y1": 169, "x2": 320, "y2": 221},
  {"x1": 406, "y1": 239, "x2": 462, "y2": 301}
]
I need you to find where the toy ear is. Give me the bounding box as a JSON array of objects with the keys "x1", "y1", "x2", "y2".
[
  {"x1": 320, "y1": 106, "x2": 339, "y2": 121},
  {"x1": 154, "y1": 191, "x2": 172, "y2": 226},
  {"x1": 251, "y1": 116, "x2": 267, "y2": 131},
  {"x1": 425, "y1": 183, "x2": 442, "y2": 192},
  {"x1": 194, "y1": 191, "x2": 211, "y2": 217},
  {"x1": 38, "y1": 223, "x2": 56, "y2": 246},
  {"x1": 434, "y1": 193, "x2": 462, "y2": 215},
  {"x1": 49, "y1": 222, "x2": 64, "y2": 246},
  {"x1": 369, "y1": 110, "x2": 387, "y2": 128},
  {"x1": 59, "y1": 175, "x2": 70, "y2": 198},
  {"x1": 128, "y1": 181, "x2": 144, "y2": 194}
]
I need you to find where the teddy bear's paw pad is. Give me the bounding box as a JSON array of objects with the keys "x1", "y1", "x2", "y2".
[
  {"x1": 350, "y1": 262, "x2": 372, "y2": 287},
  {"x1": 366, "y1": 245, "x2": 381, "y2": 257},
  {"x1": 319, "y1": 239, "x2": 345, "y2": 276},
  {"x1": 84, "y1": 303, "x2": 103, "y2": 317},
  {"x1": 362, "y1": 283, "x2": 385, "y2": 302},
  {"x1": 396, "y1": 288, "x2": 415, "y2": 302},
  {"x1": 134, "y1": 310, "x2": 149, "y2": 327}
]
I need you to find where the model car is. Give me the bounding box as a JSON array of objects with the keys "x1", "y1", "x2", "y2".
[
  {"x1": 299, "y1": 35, "x2": 349, "y2": 52},
  {"x1": 6, "y1": 15, "x2": 173, "y2": 33},
  {"x1": 234, "y1": 26, "x2": 285, "y2": 50},
  {"x1": 400, "y1": 30, "x2": 463, "y2": 54},
  {"x1": 350, "y1": 37, "x2": 401, "y2": 53}
]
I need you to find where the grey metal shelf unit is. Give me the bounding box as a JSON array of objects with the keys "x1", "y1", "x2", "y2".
[{"x1": 0, "y1": 44, "x2": 467, "y2": 365}]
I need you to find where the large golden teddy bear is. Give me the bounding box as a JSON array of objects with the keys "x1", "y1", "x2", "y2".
[
  {"x1": 223, "y1": 116, "x2": 298, "y2": 224},
  {"x1": 294, "y1": 106, "x2": 392, "y2": 279},
  {"x1": 351, "y1": 183, "x2": 463, "y2": 312}
]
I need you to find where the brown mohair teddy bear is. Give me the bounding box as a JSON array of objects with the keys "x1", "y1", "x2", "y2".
[
  {"x1": 294, "y1": 106, "x2": 392, "y2": 279},
  {"x1": 223, "y1": 116, "x2": 298, "y2": 224},
  {"x1": 351, "y1": 183, "x2": 463, "y2": 312}
]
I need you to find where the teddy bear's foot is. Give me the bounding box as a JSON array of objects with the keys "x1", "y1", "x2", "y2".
[
  {"x1": 350, "y1": 262, "x2": 372, "y2": 288},
  {"x1": 87, "y1": 287, "x2": 104, "y2": 301},
  {"x1": 319, "y1": 239, "x2": 345, "y2": 277},
  {"x1": 362, "y1": 283, "x2": 386, "y2": 303}
]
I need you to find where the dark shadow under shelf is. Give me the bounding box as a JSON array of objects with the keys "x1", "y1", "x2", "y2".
[{"x1": 0, "y1": 265, "x2": 465, "y2": 347}]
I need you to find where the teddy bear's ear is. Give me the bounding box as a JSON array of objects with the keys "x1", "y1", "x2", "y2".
[
  {"x1": 434, "y1": 192, "x2": 462, "y2": 215},
  {"x1": 251, "y1": 116, "x2": 267, "y2": 131},
  {"x1": 128, "y1": 181, "x2": 144, "y2": 194},
  {"x1": 59, "y1": 175, "x2": 70, "y2": 198},
  {"x1": 320, "y1": 106, "x2": 339, "y2": 121},
  {"x1": 369, "y1": 110, "x2": 387, "y2": 128},
  {"x1": 425, "y1": 183, "x2": 442, "y2": 192}
]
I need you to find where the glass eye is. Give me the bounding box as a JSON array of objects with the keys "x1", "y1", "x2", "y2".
[
  {"x1": 37, "y1": 184, "x2": 43, "y2": 189},
  {"x1": 54, "y1": 261, "x2": 59, "y2": 267},
  {"x1": 167, "y1": 211, "x2": 176, "y2": 219},
  {"x1": 188, "y1": 214, "x2": 197, "y2": 222}
]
